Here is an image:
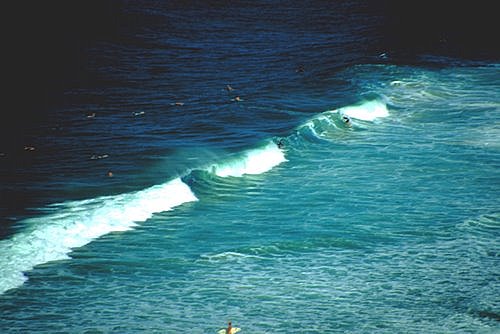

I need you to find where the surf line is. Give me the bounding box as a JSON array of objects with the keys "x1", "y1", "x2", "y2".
[
  {"x1": 0, "y1": 141, "x2": 288, "y2": 295},
  {"x1": 0, "y1": 99, "x2": 388, "y2": 294}
]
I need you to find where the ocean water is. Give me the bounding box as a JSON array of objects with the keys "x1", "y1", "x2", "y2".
[{"x1": 1, "y1": 1, "x2": 499, "y2": 333}]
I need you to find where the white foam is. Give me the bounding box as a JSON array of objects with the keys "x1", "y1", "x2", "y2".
[
  {"x1": 335, "y1": 100, "x2": 389, "y2": 121},
  {"x1": 209, "y1": 142, "x2": 287, "y2": 177},
  {"x1": 0, "y1": 178, "x2": 197, "y2": 294}
]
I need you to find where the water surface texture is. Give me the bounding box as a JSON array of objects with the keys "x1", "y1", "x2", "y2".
[{"x1": 1, "y1": 1, "x2": 499, "y2": 333}]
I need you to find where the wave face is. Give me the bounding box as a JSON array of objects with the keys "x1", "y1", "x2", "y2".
[
  {"x1": 290, "y1": 99, "x2": 390, "y2": 144},
  {"x1": 0, "y1": 178, "x2": 197, "y2": 294}
]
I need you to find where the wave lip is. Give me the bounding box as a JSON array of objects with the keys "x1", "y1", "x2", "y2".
[
  {"x1": 0, "y1": 178, "x2": 197, "y2": 295},
  {"x1": 208, "y1": 142, "x2": 287, "y2": 177}
]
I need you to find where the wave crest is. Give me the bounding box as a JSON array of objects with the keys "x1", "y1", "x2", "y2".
[{"x1": 332, "y1": 99, "x2": 389, "y2": 121}]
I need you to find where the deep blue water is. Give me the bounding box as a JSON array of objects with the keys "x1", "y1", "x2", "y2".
[{"x1": 1, "y1": 1, "x2": 499, "y2": 333}]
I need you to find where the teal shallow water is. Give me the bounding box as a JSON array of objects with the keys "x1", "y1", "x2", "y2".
[{"x1": 1, "y1": 64, "x2": 499, "y2": 333}]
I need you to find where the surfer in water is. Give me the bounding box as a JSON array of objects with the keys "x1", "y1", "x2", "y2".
[
  {"x1": 218, "y1": 321, "x2": 239, "y2": 334},
  {"x1": 277, "y1": 139, "x2": 285, "y2": 149},
  {"x1": 342, "y1": 114, "x2": 352, "y2": 127}
]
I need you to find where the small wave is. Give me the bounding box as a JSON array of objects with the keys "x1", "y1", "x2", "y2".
[
  {"x1": 248, "y1": 237, "x2": 362, "y2": 256},
  {"x1": 199, "y1": 251, "x2": 266, "y2": 262},
  {"x1": 458, "y1": 213, "x2": 500, "y2": 234},
  {"x1": 200, "y1": 238, "x2": 362, "y2": 264},
  {"x1": 0, "y1": 178, "x2": 198, "y2": 294},
  {"x1": 301, "y1": 115, "x2": 342, "y2": 140},
  {"x1": 333, "y1": 99, "x2": 389, "y2": 121},
  {"x1": 207, "y1": 142, "x2": 287, "y2": 177}
]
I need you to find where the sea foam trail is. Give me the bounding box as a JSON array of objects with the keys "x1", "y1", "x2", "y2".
[
  {"x1": 0, "y1": 178, "x2": 197, "y2": 295},
  {"x1": 208, "y1": 142, "x2": 287, "y2": 177}
]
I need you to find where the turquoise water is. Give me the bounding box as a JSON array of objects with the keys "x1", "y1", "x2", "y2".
[{"x1": 1, "y1": 63, "x2": 499, "y2": 333}]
